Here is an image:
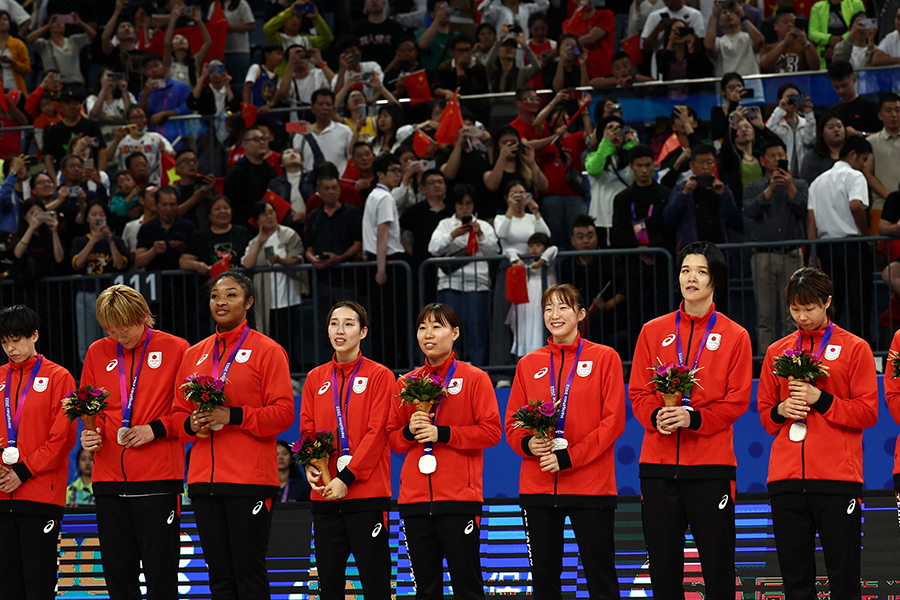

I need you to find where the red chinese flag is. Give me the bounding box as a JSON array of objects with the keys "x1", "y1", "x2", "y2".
[
  {"x1": 241, "y1": 103, "x2": 258, "y2": 129},
  {"x1": 466, "y1": 227, "x2": 478, "y2": 256},
  {"x1": 209, "y1": 255, "x2": 230, "y2": 279},
  {"x1": 404, "y1": 70, "x2": 431, "y2": 106},
  {"x1": 434, "y1": 90, "x2": 464, "y2": 145},
  {"x1": 248, "y1": 189, "x2": 292, "y2": 228},
  {"x1": 506, "y1": 265, "x2": 529, "y2": 304},
  {"x1": 146, "y1": 1, "x2": 230, "y2": 67},
  {"x1": 161, "y1": 152, "x2": 179, "y2": 186},
  {"x1": 621, "y1": 34, "x2": 643, "y2": 67},
  {"x1": 413, "y1": 130, "x2": 434, "y2": 157}
]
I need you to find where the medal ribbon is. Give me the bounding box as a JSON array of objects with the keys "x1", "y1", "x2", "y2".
[
  {"x1": 549, "y1": 340, "x2": 583, "y2": 439},
  {"x1": 4, "y1": 356, "x2": 42, "y2": 448},
  {"x1": 213, "y1": 326, "x2": 251, "y2": 380},
  {"x1": 423, "y1": 359, "x2": 457, "y2": 458},
  {"x1": 331, "y1": 359, "x2": 363, "y2": 457},
  {"x1": 117, "y1": 329, "x2": 153, "y2": 428},
  {"x1": 674, "y1": 310, "x2": 717, "y2": 404},
  {"x1": 796, "y1": 321, "x2": 834, "y2": 359}
]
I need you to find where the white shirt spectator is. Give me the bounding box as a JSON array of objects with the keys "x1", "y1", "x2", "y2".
[
  {"x1": 628, "y1": 0, "x2": 664, "y2": 37},
  {"x1": 481, "y1": 0, "x2": 550, "y2": 36},
  {"x1": 362, "y1": 184, "x2": 406, "y2": 256},
  {"x1": 293, "y1": 120, "x2": 354, "y2": 175},
  {"x1": 4, "y1": 0, "x2": 31, "y2": 28},
  {"x1": 33, "y1": 34, "x2": 91, "y2": 85},
  {"x1": 122, "y1": 215, "x2": 148, "y2": 256},
  {"x1": 765, "y1": 106, "x2": 816, "y2": 176},
  {"x1": 808, "y1": 160, "x2": 869, "y2": 239},
  {"x1": 714, "y1": 31, "x2": 760, "y2": 76},
  {"x1": 428, "y1": 214, "x2": 500, "y2": 292},
  {"x1": 641, "y1": 5, "x2": 706, "y2": 76},
  {"x1": 878, "y1": 29, "x2": 900, "y2": 57},
  {"x1": 331, "y1": 62, "x2": 384, "y2": 99},
  {"x1": 283, "y1": 68, "x2": 330, "y2": 106},
  {"x1": 109, "y1": 131, "x2": 175, "y2": 185},
  {"x1": 493, "y1": 213, "x2": 551, "y2": 262},
  {"x1": 218, "y1": 0, "x2": 254, "y2": 54}
]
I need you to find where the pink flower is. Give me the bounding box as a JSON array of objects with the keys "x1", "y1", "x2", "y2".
[
  {"x1": 538, "y1": 402, "x2": 556, "y2": 417},
  {"x1": 210, "y1": 378, "x2": 225, "y2": 392},
  {"x1": 89, "y1": 387, "x2": 105, "y2": 397},
  {"x1": 291, "y1": 439, "x2": 303, "y2": 453},
  {"x1": 656, "y1": 362, "x2": 675, "y2": 377},
  {"x1": 407, "y1": 374, "x2": 419, "y2": 382},
  {"x1": 784, "y1": 349, "x2": 797, "y2": 357},
  {"x1": 429, "y1": 375, "x2": 442, "y2": 386}
]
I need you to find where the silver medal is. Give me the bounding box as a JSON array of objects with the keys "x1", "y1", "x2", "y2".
[
  {"x1": 551, "y1": 437, "x2": 568, "y2": 451},
  {"x1": 2, "y1": 447, "x2": 19, "y2": 465},
  {"x1": 418, "y1": 454, "x2": 437, "y2": 474},
  {"x1": 337, "y1": 455, "x2": 352, "y2": 472},
  {"x1": 117, "y1": 427, "x2": 129, "y2": 445},
  {"x1": 789, "y1": 421, "x2": 807, "y2": 442},
  {"x1": 210, "y1": 424, "x2": 224, "y2": 431}
]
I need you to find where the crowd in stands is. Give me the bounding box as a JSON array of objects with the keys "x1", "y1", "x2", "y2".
[{"x1": 0, "y1": 0, "x2": 899, "y2": 372}]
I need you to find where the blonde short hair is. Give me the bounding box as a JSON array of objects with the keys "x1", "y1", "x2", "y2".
[{"x1": 95, "y1": 285, "x2": 155, "y2": 330}]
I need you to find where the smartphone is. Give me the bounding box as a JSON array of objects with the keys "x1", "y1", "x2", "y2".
[
  {"x1": 264, "y1": 246, "x2": 275, "y2": 258},
  {"x1": 740, "y1": 88, "x2": 754, "y2": 98},
  {"x1": 678, "y1": 26, "x2": 694, "y2": 36},
  {"x1": 510, "y1": 25, "x2": 523, "y2": 34},
  {"x1": 415, "y1": 159, "x2": 428, "y2": 170},
  {"x1": 746, "y1": 106, "x2": 760, "y2": 120},
  {"x1": 209, "y1": 63, "x2": 225, "y2": 74},
  {"x1": 38, "y1": 210, "x2": 55, "y2": 221},
  {"x1": 96, "y1": 218, "x2": 106, "y2": 227},
  {"x1": 108, "y1": 72, "x2": 125, "y2": 82},
  {"x1": 461, "y1": 215, "x2": 473, "y2": 225},
  {"x1": 84, "y1": 158, "x2": 94, "y2": 170},
  {"x1": 788, "y1": 93, "x2": 805, "y2": 105},
  {"x1": 295, "y1": 2, "x2": 316, "y2": 13},
  {"x1": 442, "y1": 5, "x2": 452, "y2": 13},
  {"x1": 658, "y1": 11, "x2": 669, "y2": 19},
  {"x1": 153, "y1": 78, "x2": 167, "y2": 89},
  {"x1": 462, "y1": 125, "x2": 479, "y2": 137},
  {"x1": 564, "y1": 88, "x2": 581, "y2": 101},
  {"x1": 777, "y1": 159, "x2": 789, "y2": 171},
  {"x1": 127, "y1": 123, "x2": 139, "y2": 135},
  {"x1": 724, "y1": 0, "x2": 736, "y2": 9},
  {"x1": 860, "y1": 17, "x2": 877, "y2": 29},
  {"x1": 360, "y1": 72, "x2": 373, "y2": 83},
  {"x1": 57, "y1": 14, "x2": 75, "y2": 24},
  {"x1": 347, "y1": 54, "x2": 361, "y2": 66},
  {"x1": 695, "y1": 175, "x2": 714, "y2": 188},
  {"x1": 68, "y1": 187, "x2": 80, "y2": 198},
  {"x1": 570, "y1": 46, "x2": 582, "y2": 56}
]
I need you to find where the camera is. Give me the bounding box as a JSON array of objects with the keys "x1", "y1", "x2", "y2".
[
  {"x1": 461, "y1": 215, "x2": 473, "y2": 225},
  {"x1": 678, "y1": 26, "x2": 694, "y2": 36},
  {"x1": 695, "y1": 175, "x2": 715, "y2": 188},
  {"x1": 724, "y1": 0, "x2": 736, "y2": 10},
  {"x1": 509, "y1": 25, "x2": 523, "y2": 34},
  {"x1": 788, "y1": 94, "x2": 805, "y2": 106},
  {"x1": 777, "y1": 159, "x2": 789, "y2": 171}
]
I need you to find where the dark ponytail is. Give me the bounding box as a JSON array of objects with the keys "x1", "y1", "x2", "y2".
[{"x1": 209, "y1": 270, "x2": 257, "y2": 330}]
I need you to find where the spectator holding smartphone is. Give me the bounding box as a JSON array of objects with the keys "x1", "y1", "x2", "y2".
[
  {"x1": 163, "y1": 4, "x2": 212, "y2": 87},
  {"x1": 808, "y1": 0, "x2": 864, "y2": 66},
  {"x1": 106, "y1": 107, "x2": 176, "y2": 185},
  {"x1": 834, "y1": 11, "x2": 877, "y2": 69},
  {"x1": 138, "y1": 53, "x2": 192, "y2": 144},
  {"x1": 765, "y1": 84, "x2": 815, "y2": 175},
  {"x1": 704, "y1": 0, "x2": 764, "y2": 77},
  {"x1": 134, "y1": 186, "x2": 197, "y2": 271},
  {"x1": 417, "y1": 0, "x2": 454, "y2": 71},
  {"x1": 12, "y1": 198, "x2": 65, "y2": 278},
  {"x1": 641, "y1": 0, "x2": 706, "y2": 77},
  {"x1": 87, "y1": 69, "x2": 137, "y2": 145},
  {"x1": 42, "y1": 88, "x2": 105, "y2": 181},
  {"x1": 28, "y1": 13, "x2": 95, "y2": 87},
  {"x1": 264, "y1": 0, "x2": 334, "y2": 52},
  {"x1": 759, "y1": 8, "x2": 820, "y2": 72},
  {"x1": 561, "y1": 0, "x2": 615, "y2": 78},
  {"x1": 332, "y1": 36, "x2": 386, "y2": 101},
  {"x1": 545, "y1": 34, "x2": 589, "y2": 94},
  {"x1": 657, "y1": 20, "x2": 713, "y2": 95}
]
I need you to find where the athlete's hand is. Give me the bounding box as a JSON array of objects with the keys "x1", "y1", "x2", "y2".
[
  {"x1": 777, "y1": 396, "x2": 810, "y2": 421},
  {"x1": 81, "y1": 427, "x2": 102, "y2": 451},
  {"x1": 0, "y1": 468, "x2": 22, "y2": 493},
  {"x1": 305, "y1": 464, "x2": 324, "y2": 492},
  {"x1": 539, "y1": 453, "x2": 560, "y2": 472},
  {"x1": 788, "y1": 379, "x2": 821, "y2": 406},
  {"x1": 122, "y1": 424, "x2": 155, "y2": 448},
  {"x1": 657, "y1": 406, "x2": 691, "y2": 430},
  {"x1": 528, "y1": 436, "x2": 553, "y2": 456},
  {"x1": 322, "y1": 478, "x2": 348, "y2": 499},
  {"x1": 408, "y1": 411, "x2": 432, "y2": 435}
]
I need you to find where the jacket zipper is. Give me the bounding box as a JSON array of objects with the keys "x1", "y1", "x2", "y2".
[
  {"x1": 675, "y1": 320, "x2": 695, "y2": 477},
  {"x1": 337, "y1": 369, "x2": 346, "y2": 505},
  {"x1": 120, "y1": 346, "x2": 137, "y2": 489},
  {"x1": 9, "y1": 365, "x2": 21, "y2": 502},
  {"x1": 210, "y1": 338, "x2": 226, "y2": 489},
  {"x1": 800, "y1": 334, "x2": 812, "y2": 485},
  {"x1": 428, "y1": 366, "x2": 437, "y2": 513},
  {"x1": 553, "y1": 349, "x2": 565, "y2": 505}
]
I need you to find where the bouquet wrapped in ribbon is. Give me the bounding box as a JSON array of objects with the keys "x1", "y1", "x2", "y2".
[
  {"x1": 510, "y1": 399, "x2": 560, "y2": 439},
  {"x1": 888, "y1": 349, "x2": 900, "y2": 380},
  {"x1": 293, "y1": 431, "x2": 336, "y2": 496},
  {"x1": 62, "y1": 385, "x2": 111, "y2": 449},
  {"x1": 397, "y1": 372, "x2": 447, "y2": 414},
  {"x1": 647, "y1": 357, "x2": 703, "y2": 406},
  {"x1": 772, "y1": 348, "x2": 830, "y2": 382},
  {"x1": 180, "y1": 374, "x2": 227, "y2": 438}
]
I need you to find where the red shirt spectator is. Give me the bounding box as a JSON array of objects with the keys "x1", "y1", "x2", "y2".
[{"x1": 562, "y1": 4, "x2": 614, "y2": 77}]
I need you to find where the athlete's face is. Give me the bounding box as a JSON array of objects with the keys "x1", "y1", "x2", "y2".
[
  {"x1": 1, "y1": 332, "x2": 38, "y2": 363},
  {"x1": 417, "y1": 315, "x2": 459, "y2": 366},
  {"x1": 679, "y1": 254, "x2": 714, "y2": 306},
  {"x1": 542, "y1": 292, "x2": 585, "y2": 344},
  {"x1": 789, "y1": 298, "x2": 831, "y2": 331},
  {"x1": 105, "y1": 324, "x2": 146, "y2": 350},
  {"x1": 328, "y1": 306, "x2": 368, "y2": 357},
  {"x1": 209, "y1": 277, "x2": 254, "y2": 332}
]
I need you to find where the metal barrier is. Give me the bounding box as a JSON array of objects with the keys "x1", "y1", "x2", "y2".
[
  {"x1": 1, "y1": 261, "x2": 416, "y2": 379},
  {"x1": 719, "y1": 236, "x2": 894, "y2": 360},
  {"x1": 419, "y1": 247, "x2": 676, "y2": 372}
]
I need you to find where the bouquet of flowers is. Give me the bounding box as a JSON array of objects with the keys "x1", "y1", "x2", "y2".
[
  {"x1": 647, "y1": 358, "x2": 703, "y2": 406},
  {"x1": 772, "y1": 348, "x2": 830, "y2": 382},
  {"x1": 888, "y1": 349, "x2": 900, "y2": 380},
  {"x1": 293, "y1": 431, "x2": 336, "y2": 495},
  {"x1": 180, "y1": 374, "x2": 228, "y2": 438},
  {"x1": 510, "y1": 399, "x2": 560, "y2": 439},
  {"x1": 397, "y1": 372, "x2": 447, "y2": 414},
  {"x1": 62, "y1": 385, "x2": 111, "y2": 449}
]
